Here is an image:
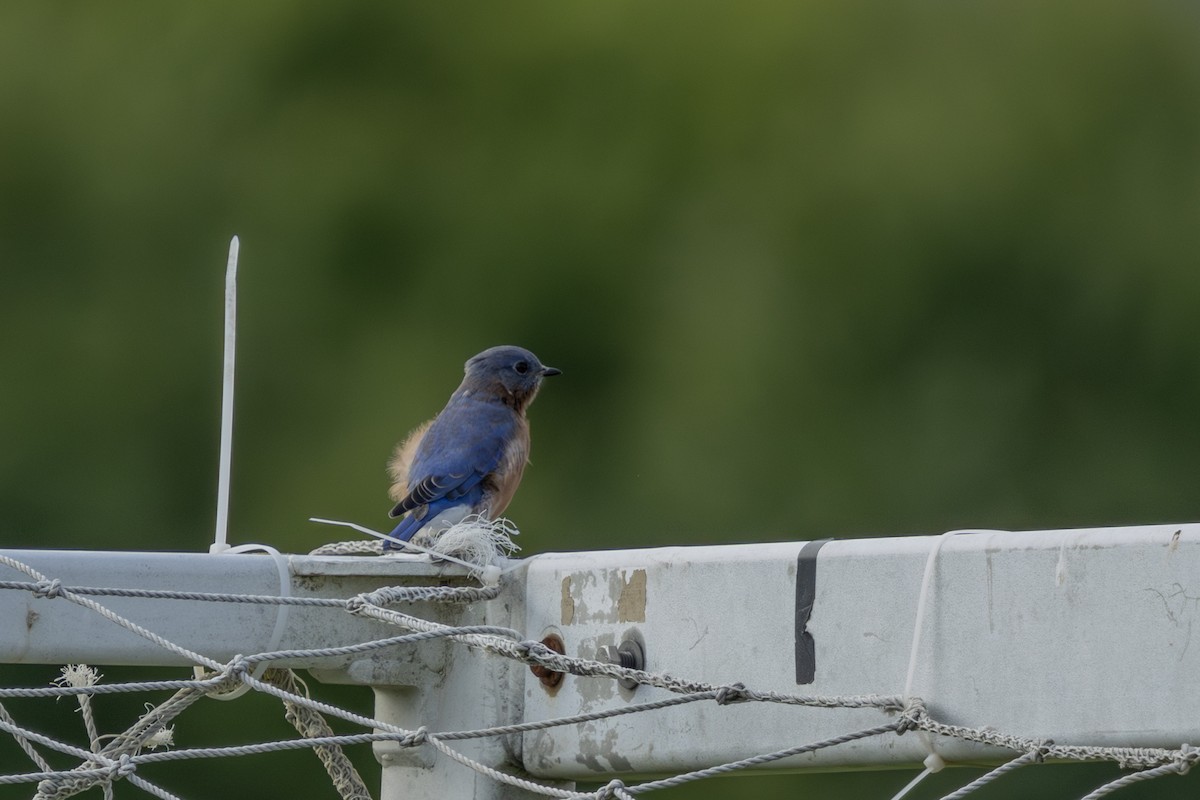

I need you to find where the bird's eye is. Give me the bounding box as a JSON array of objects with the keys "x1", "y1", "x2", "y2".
[{"x1": 514, "y1": 361, "x2": 530, "y2": 375}]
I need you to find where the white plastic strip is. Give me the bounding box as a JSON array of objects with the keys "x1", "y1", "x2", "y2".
[
  {"x1": 211, "y1": 236, "x2": 240, "y2": 554},
  {"x1": 205, "y1": 543, "x2": 291, "y2": 700}
]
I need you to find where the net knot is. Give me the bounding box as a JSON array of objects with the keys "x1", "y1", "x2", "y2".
[
  {"x1": 596, "y1": 778, "x2": 632, "y2": 799},
  {"x1": 1032, "y1": 739, "x2": 1055, "y2": 763},
  {"x1": 1177, "y1": 743, "x2": 1199, "y2": 774},
  {"x1": 33, "y1": 578, "x2": 64, "y2": 599},
  {"x1": 109, "y1": 753, "x2": 137, "y2": 780},
  {"x1": 401, "y1": 727, "x2": 428, "y2": 748},
  {"x1": 345, "y1": 594, "x2": 372, "y2": 615},
  {"x1": 715, "y1": 682, "x2": 750, "y2": 705},
  {"x1": 897, "y1": 697, "x2": 927, "y2": 734},
  {"x1": 222, "y1": 656, "x2": 251, "y2": 682}
]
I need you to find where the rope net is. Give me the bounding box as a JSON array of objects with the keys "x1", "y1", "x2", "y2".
[{"x1": 0, "y1": 549, "x2": 1195, "y2": 800}]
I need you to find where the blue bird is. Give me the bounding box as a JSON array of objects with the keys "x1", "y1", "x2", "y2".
[{"x1": 384, "y1": 345, "x2": 560, "y2": 550}]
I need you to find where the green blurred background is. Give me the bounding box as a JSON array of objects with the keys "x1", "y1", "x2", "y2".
[{"x1": 2, "y1": 2, "x2": 1199, "y2": 797}]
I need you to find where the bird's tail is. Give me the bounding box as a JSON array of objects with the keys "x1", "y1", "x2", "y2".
[{"x1": 382, "y1": 514, "x2": 422, "y2": 549}]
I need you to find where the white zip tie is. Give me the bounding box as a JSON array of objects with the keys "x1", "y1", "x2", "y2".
[
  {"x1": 211, "y1": 235, "x2": 240, "y2": 555},
  {"x1": 202, "y1": 544, "x2": 293, "y2": 700},
  {"x1": 892, "y1": 529, "x2": 1008, "y2": 800}
]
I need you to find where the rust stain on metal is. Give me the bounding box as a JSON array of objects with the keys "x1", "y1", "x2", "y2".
[
  {"x1": 617, "y1": 569, "x2": 646, "y2": 623},
  {"x1": 531, "y1": 633, "x2": 566, "y2": 692},
  {"x1": 561, "y1": 576, "x2": 575, "y2": 625}
]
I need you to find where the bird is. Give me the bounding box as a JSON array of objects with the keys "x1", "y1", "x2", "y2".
[{"x1": 383, "y1": 345, "x2": 560, "y2": 550}]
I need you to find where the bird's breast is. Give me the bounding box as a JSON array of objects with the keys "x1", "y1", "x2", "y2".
[{"x1": 483, "y1": 419, "x2": 530, "y2": 517}]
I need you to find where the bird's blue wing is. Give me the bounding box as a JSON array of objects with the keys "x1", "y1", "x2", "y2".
[
  {"x1": 390, "y1": 470, "x2": 487, "y2": 517},
  {"x1": 388, "y1": 397, "x2": 514, "y2": 519}
]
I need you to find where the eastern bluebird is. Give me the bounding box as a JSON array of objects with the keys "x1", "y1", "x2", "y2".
[{"x1": 384, "y1": 345, "x2": 560, "y2": 550}]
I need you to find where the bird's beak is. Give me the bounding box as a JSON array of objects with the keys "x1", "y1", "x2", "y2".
[{"x1": 540, "y1": 366, "x2": 562, "y2": 377}]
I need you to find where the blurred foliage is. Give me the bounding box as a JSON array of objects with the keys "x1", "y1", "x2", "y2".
[{"x1": 1, "y1": 1, "x2": 1199, "y2": 797}]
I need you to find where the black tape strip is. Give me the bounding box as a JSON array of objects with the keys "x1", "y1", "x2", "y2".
[{"x1": 795, "y1": 538, "x2": 833, "y2": 685}]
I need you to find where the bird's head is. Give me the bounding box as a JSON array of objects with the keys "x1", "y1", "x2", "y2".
[{"x1": 463, "y1": 345, "x2": 561, "y2": 410}]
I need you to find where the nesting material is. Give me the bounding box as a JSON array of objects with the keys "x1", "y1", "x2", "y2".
[{"x1": 421, "y1": 514, "x2": 521, "y2": 576}]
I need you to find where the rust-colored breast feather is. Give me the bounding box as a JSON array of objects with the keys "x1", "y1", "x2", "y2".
[{"x1": 485, "y1": 416, "x2": 531, "y2": 517}]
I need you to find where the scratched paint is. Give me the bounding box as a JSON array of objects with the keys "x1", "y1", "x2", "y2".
[
  {"x1": 560, "y1": 576, "x2": 575, "y2": 625},
  {"x1": 560, "y1": 569, "x2": 647, "y2": 625},
  {"x1": 616, "y1": 570, "x2": 646, "y2": 622}
]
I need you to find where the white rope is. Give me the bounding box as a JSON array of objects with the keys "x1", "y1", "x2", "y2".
[
  {"x1": 0, "y1": 701, "x2": 54, "y2": 771},
  {"x1": 937, "y1": 748, "x2": 1046, "y2": 800}
]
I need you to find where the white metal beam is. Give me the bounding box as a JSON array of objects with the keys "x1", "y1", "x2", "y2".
[
  {"x1": 2, "y1": 524, "x2": 1198, "y2": 786},
  {"x1": 0, "y1": 549, "x2": 467, "y2": 669},
  {"x1": 519, "y1": 524, "x2": 1200, "y2": 777}
]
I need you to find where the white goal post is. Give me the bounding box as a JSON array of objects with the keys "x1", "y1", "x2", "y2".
[{"x1": 1, "y1": 522, "x2": 1198, "y2": 799}]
